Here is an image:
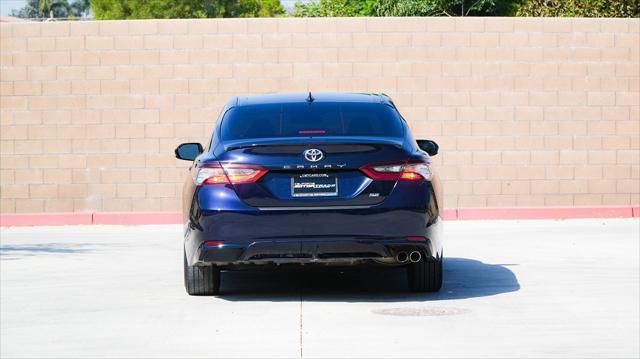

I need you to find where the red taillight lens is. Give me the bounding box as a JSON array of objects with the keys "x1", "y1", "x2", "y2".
[
  {"x1": 196, "y1": 163, "x2": 267, "y2": 185},
  {"x1": 360, "y1": 164, "x2": 405, "y2": 180},
  {"x1": 222, "y1": 166, "x2": 268, "y2": 184},
  {"x1": 361, "y1": 162, "x2": 431, "y2": 181},
  {"x1": 198, "y1": 167, "x2": 228, "y2": 184},
  {"x1": 407, "y1": 236, "x2": 426, "y2": 242}
]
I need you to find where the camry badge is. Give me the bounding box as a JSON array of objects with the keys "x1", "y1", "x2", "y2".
[{"x1": 303, "y1": 148, "x2": 323, "y2": 162}]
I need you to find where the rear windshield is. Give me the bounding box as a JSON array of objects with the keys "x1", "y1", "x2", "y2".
[{"x1": 220, "y1": 103, "x2": 404, "y2": 141}]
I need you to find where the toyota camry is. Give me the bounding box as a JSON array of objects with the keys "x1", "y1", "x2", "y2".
[{"x1": 175, "y1": 92, "x2": 443, "y2": 295}]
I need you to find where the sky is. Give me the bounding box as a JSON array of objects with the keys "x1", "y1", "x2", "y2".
[
  {"x1": 281, "y1": 0, "x2": 301, "y2": 11},
  {"x1": 0, "y1": 0, "x2": 27, "y2": 16},
  {"x1": 0, "y1": 0, "x2": 305, "y2": 16}
]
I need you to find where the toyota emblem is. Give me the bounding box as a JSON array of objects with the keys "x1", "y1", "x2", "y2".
[{"x1": 303, "y1": 148, "x2": 323, "y2": 162}]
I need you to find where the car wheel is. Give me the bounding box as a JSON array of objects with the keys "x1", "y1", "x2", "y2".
[
  {"x1": 407, "y1": 256, "x2": 442, "y2": 292},
  {"x1": 184, "y1": 249, "x2": 220, "y2": 296}
]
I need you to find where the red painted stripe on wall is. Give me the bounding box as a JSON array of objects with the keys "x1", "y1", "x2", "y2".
[
  {"x1": 456, "y1": 206, "x2": 633, "y2": 220},
  {"x1": 0, "y1": 212, "x2": 93, "y2": 227},
  {"x1": 0, "y1": 207, "x2": 637, "y2": 227},
  {"x1": 440, "y1": 209, "x2": 458, "y2": 220},
  {"x1": 92, "y1": 212, "x2": 183, "y2": 225}
]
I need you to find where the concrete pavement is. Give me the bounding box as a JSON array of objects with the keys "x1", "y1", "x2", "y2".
[{"x1": 1, "y1": 219, "x2": 638, "y2": 358}]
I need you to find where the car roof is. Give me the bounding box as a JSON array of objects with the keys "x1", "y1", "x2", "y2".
[{"x1": 232, "y1": 92, "x2": 392, "y2": 107}]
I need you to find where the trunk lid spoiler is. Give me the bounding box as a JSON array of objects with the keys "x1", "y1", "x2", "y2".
[{"x1": 223, "y1": 136, "x2": 404, "y2": 151}]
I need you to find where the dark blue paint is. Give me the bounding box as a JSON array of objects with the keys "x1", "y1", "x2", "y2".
[{"x1": 180, "y1": 93, "x2": 442, "y2": 267}]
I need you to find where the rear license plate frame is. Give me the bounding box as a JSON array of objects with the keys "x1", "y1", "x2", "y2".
[{"x1": 291, "y1": 173, "x2": 338, "y2": 197}]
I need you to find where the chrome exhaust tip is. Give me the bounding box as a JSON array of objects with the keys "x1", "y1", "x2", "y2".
[
  {"x1": 395, "y1": 251, "x2": 408, "y2": 263},
  {"x1": 409, "y1": 251, "x2": 422, "y2": 263}
]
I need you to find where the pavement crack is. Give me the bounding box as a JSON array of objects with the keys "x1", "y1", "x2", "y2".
[
  {"x1": 299, "y1": 296, "x2": 303, "y2": 358},
  {"x1": 299, "y1": 273, "x2": 304, "y2": 359}
]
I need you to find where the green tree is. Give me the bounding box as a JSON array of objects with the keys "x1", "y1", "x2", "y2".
[
  {"x1": 70, "y1": 0, "x2": 92, "y2": 17},
  {"x1": 292, "y1": 1, "x2": 324, "y2": 16},
  {"x1": 233, "y1": 0, "x2": 285, "y2": 17},
  {"x1": 293, "y1": 0, "x2": 518, "y2": 17},
  {"x1": 517, "y1": 0, "x2": 638, "y2": 17},
  {"x1": 9, "y1": 0, "x2": 41, "y2": 17},
  {"x1": 39, "y1": 0, "x2": 53, "y2": 16},
  {"x1": 293, "y1": 0, "x2": 377, "y2": 16},
  {"x1": 259, "y1": 0, "x2": 286, "y2": 16},
  {"x1": 10, "y1": 0, "x2": 91, "y2": 18},
  {"x1": 90, "y1": 0, "x2": 284, "y2": 19},
  {"x1": 375, "y1": 0, "x2": 515, "y2": 16}
]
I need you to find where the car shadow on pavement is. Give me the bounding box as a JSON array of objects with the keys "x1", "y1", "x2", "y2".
[
  {"x1": 0, "y1": 243, "x2": 97, "y2": 260},
  {"x1": 218, "y1": 257, "x2": 520, "y2": 302}
]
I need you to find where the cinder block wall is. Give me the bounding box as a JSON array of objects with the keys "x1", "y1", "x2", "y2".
[{"x1": 0, "y1": 17, "x2": 638, "y2": 213}]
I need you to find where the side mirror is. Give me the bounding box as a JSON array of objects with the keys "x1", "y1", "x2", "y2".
[
  {"x1": 417, "y1": 139, "x2": 439, "y2": 156},
  {"x1": 175, "y1": 143, "x2": 203, "y2": 161}
]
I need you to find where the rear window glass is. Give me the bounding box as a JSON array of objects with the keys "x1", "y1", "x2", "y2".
[{"x1": 220, "y1": 103, "x2": 404, "y2": 141}]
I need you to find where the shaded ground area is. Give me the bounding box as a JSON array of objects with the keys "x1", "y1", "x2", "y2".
[
  {"x1": 218, "y1": 257, "x2": 519, "y2": 302},
  {"x1": 0, "y1": 219, "x2": 638, "y2": 358},
  {"x1": 0, "y1": 243, "x2": 98, "y2": 257}
]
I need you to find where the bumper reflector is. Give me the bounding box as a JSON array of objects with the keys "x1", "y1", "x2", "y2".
[
  {"x1": 202, "y1": 240, "x2": 224, "y2": 247},
  {"x1": 406, "y1": 236, "x2": 426, "y2": 242}
]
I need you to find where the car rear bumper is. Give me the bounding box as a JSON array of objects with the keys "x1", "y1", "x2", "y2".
[
  {"x1": 183, "y1": 180, "x2": 442, "y2": 266},
  {"x1": 184, "y1": 207, "x2": 443, "y2": 266},
  {"x1": 194, "y1": 238, "x2": 435, "y2": 265}
]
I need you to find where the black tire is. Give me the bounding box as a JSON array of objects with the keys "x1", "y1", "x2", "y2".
[
  {"x1": 184, "y1": 249, "x2": 220, "y2": 296},
  {"x1": 407, "y1": 256, "x2": 443, "y2": 292}
]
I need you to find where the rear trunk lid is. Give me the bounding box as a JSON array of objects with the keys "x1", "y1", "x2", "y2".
[{"x1": 212, "y1": 137, "x2": 409, "y2": 208}]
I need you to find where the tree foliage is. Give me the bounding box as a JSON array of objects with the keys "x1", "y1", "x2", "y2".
[
  {"x1": 292, "y1": 0, "x2": 377, "y2": 16},
  {"x1": 293, "y1": 0, "x2": 636, "y2": 17},
  {"x1": 259, "y1": 0, "x2": 286, "y2": 16},
  {"x1": 10, "y1": 0, "x2": 91, "y2": 18},
  {"x1": 375, "y1": 0, "x2": 519, "y2": 16},
  {"x1": 9, "y1": 0, "x2": 40, "y2": 17},
  {"x1": 90, "y1": 0, "x2": 284, "y2": 19},
  {"x1": 39, "y1": 0, "x2": 52, "y2": 15},
  {"x1": 516, "y1": 0, "x2": 639, "y2": 17},
  {"x1": 10, "y1": 0, "x2": 637, "y2": 19}
]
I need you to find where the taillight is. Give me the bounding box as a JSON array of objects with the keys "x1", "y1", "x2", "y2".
[
  {"x1": 196, "y1": 167, "x2": 227, "y2": 184},
  {"x1": 400, "y1": 163, "x2": 431, "y2": 181},
  {"x1": 361, "y1": 162, "x2": 431, "y2": 181},
  {"x1": 195, "y1": 163, "x2": 267, "y2": 185},
  {"x1": 406, "y1": 236, "x2": 427, "y2": 242}
]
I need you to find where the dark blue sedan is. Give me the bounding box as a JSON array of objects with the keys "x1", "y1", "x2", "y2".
[{"x1": 175, "y1": 92, "x2": 444, "y2": 295}]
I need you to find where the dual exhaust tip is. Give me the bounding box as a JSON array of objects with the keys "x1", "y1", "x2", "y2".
[{"x1": 396, "y1": 251, "x2": 421, "y2": 263}]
